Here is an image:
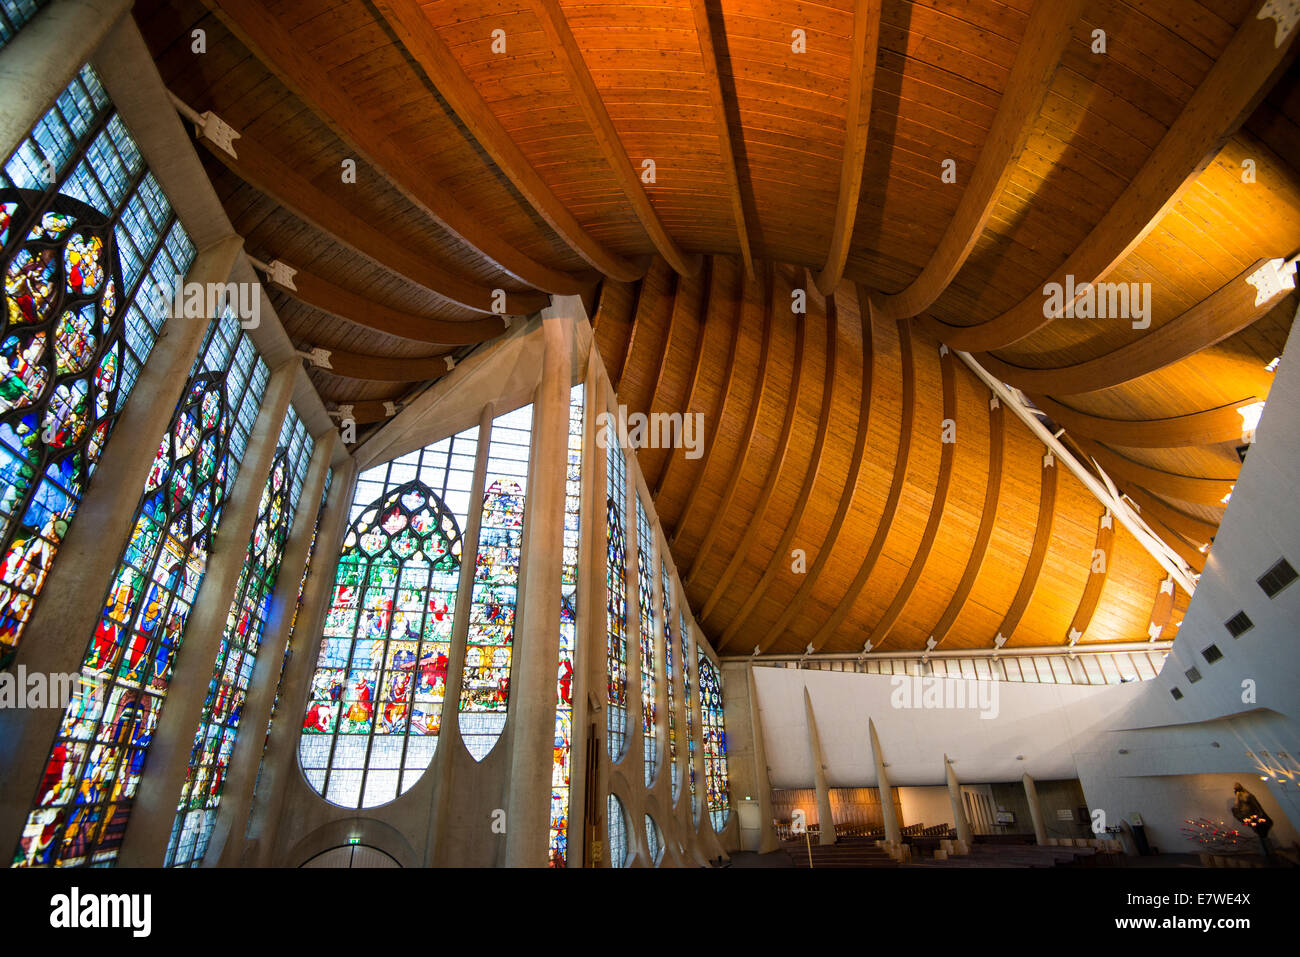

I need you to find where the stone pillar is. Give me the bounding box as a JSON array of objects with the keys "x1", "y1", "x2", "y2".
[
  {"x1": 425, "y1": 402, "x2": 494, "y2": 866},
  {"x1": 803, "y1": 686, "x2": 836, "y2": 845},
  {"x1": 504, "y1": 306, "x2": 574, "y2": 867},
  {"x1": 746, "y1": 665, "x2": 781, "y2": 854},
  {"x1": 207, "y1": 429, "x2": 337, "y2": 866},
  {"x1": 869, "y1": 718, "x2": 902, "y2": 844},
  {"x1": 0, "y1": 236, "x2": 241, "y2": 855},
  {"x1": 118, "y1": 359, "x2": 297, "y2": 866},
  {"x1": 945, "y1": 754, "x2": 973, "y2": 846},
  {"x1": 0, "y1": 0, "x2": 134, "y2": 160},
  {"x1": 1023, "y1": 772, "x2": 1048, "y2": 845},
  {"x1": 244, "y1": 455, "x2": 357, "y2": 867}
]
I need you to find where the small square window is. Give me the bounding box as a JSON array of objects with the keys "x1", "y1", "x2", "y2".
[
  {"x1": 1258, "y1": 558, "x2": 1297, "y2": 598},
  {"x1": 1170, "y1": 687, "x2": 1183, "y2": 700},
  {"x1": 1185, "y1": 667, "x2": 1202, "y2": 684},
  {"x1": 1202, "y1": 645, "x2": 1223, "y2": 664},
  {"x1": 1225, "y1": 611, "x2": 1253, "y2": 638}
]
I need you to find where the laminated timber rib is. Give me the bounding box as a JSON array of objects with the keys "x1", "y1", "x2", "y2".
[{"x1": 132, "y1": 0, "x2": 1300, "y2": 652}]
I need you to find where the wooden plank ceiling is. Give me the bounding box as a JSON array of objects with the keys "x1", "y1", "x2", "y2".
[{"x1": 133, "y1": 0, "x2": 1299, "y2": 654}]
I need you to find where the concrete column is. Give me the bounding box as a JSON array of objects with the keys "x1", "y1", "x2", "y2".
[
  {"x1": 869, "y1": 718, "x2": 902, "y2": 844},
  {"x1": 747, "y1": 665, "x2": 781, "y2": 854},
  {"x1": 208, "y1": 430, "x2": 337, "y2": 866},
  {"x1": 504, "y1": 306, "x2": 574, "y2": 867},
  {"x1": 425, "y1": 403, "x2": 494, "y2": 866},
  {"x1": 0, "y1": 0, "x2": 134, "y2": 161},
  {"x1": 0, "y1": 236, "x2": 241, "y2": 855},
  {"x1": 944, "y1": 754, "x2": 973, "y2": 846},
  {"x1": 118, "y1": 359, "x2": 297, "y2": 866},
  {"x1": 1022, "y1": 772, "x2": 1048, "y2": 845},
  {"x1": 803, "y1": 687, "x2": 836, "y2": 845},
  {"x1": 244, "y1": 455, "x2": 357, "y2": 867}
]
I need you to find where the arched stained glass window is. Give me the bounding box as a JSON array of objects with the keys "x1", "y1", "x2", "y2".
[
  {"x1": 0, "y1": 1, "x2": 47, "y2": 50},
  {"x1": 550, "y1": 383, "x2": 583, "y2": 867},
  {"x1": 165, "y1": 409, "x2": 314, "y2": 867},
  {"x1": 0, "y1": 64, "x2": 195, "y2": 667},
  {"x1": 13, "y1": 308, "x2": 267, "y2": 868},
  {"x1": 683, "y1": 612, "x2": 697, "y2": 821},
  {"x1": 604, "y1": 417, "x2": 628, "y2": 762},
  {"x1": 299, "y1": 426, "x2": 478, "y2": 808},
  {"x1": 663, "y1": 560, "x2": 677, "y2": 804},
  {"x1": 635, "y1": 493, "x2": 656, "y2": 787},
  {"x1": 607, "y1": 793, "x2": 629, "y2": 869},
  {"x1": 644, "y1": 813, "x2": 662, "y2": 865},
  {"x1": 459, "y1": 404, "x2": 532, "y2": 761},
  {"x1": 698, "y1": 651, "x2": 730, "y2": 833}
]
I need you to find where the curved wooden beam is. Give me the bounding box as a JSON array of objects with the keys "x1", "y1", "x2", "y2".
[
  {"x1": 974, "y1": 259, "x2": 1285, "y2": 394},
  {"x1": 813, "y1": 0, "x2": 881, "y2": 296},
  {"x1": 645, "y1": 264, "x2": 706, "y2": 486},
  {"x1": 757, "y1": 284, "x2": 875, "y2": 653},
  {"x1": 200, "y1": 0, "x2": 588, "y2": 296},
  {"x1": 1028, "y1": 393, "x2": 1259, "y2": 448},
  {"x1": 698, "y1": 281, "x2": 809, "y2": 619},
  {"x1": 529, "y1": 0, "x2": 702, "y2": 278},
  {"x1": 925, "y1": 4, "x2": 1300, "y2": 352},
  {"x1": 654, "y1": 257, "x2": 720, "y2": 500},
  {"x1": 1076, "y1": 438, "x2": 1236, "y2": 508},
  {"x1": 809, "y1": 318, "x2": 916, "y2": 652},
  {"x1": 1149, "y1": 578, "x2": 1177, "y2": 636},
  {"x1": 615, "y1": 258, "x2": 672, "y2": 395},
  {"x1": 263, "y1": 264, "x2": 505, "y2": 345},
  {"x1": 717, "y1": 290, "x2": 839, "y2": 649},
  {"x1": 864, "y1": 347, "x2": 957, "y2": 649},
  {"x1": 372, "y1": 0, "x2": 644, "y2": 282},
  {"x1": 1124, "y1": 486, "x2": 1217, "y2": 545},
  {"x1": 688, "y1": 0, "x2": 754, "y2": 281},
  {"x1": 871, "y1": 0, "x2": 1085, "y2": 319},
  {"x1": 304, "y1": 346, "x2": 453, "y2": 381},
  {"x1": 1065, "y1": 511, "x2": 1115, "y2": 642},
  {"x1": 668, "y1": 268, "x2": 747, "y2": 548},
  {"x1": 993, "y1": 456, "x2": 1058, "y2": 644},
  {"x1": 328, "y1": 399, "x2": 401, "y2": 425},
  {"x1": 685, "y1": 265, "x2": 775, "y2": 584},
  {"x1": 928, "y1": 398, "x2": 1005, "y2": 645},
  {"x1": 192, "y1": 125, "x2": 546, "y2": 316}
]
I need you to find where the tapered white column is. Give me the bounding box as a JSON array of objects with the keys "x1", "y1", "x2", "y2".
[
  {"x1": 1023, "y1": 772, "x2": 1048, "y2": 845},
  {"x1": 803, "y1": 687, "x2": 836, "y2": 845},
  {"x1": 0, "y1": 236, "x2": 242, "y2": 856},
  {"x1": 504, "y1": 305, "x2": 575, "y2": 867},
  {"x1": 869, "y1": 718, "x2": 902, "y2": 844},
  {"x1": 945, "y1": 754, "x2": 973, "y2": 846},
  {"x1": 118, "y1": 359, "x2": 297, "y2": 866},
  {"x1": 747, "y1": 665, "x2": 781, "y2": 853}
]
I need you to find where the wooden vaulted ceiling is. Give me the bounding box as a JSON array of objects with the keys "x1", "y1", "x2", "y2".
[{"x1": 133, "y1": 0, "x2": 1300, "y2": 654}]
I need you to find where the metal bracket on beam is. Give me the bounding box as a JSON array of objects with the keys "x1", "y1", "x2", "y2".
[{"x1": 167, "y1": 90, "x2": 240, "y2": 159}]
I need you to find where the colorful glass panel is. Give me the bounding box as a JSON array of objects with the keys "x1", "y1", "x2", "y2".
[
  {"x1": 459, "y1": 404, "x2": 532, "y2": 761},
  {"x1": 636, "y1": 493, "x2": 656, "y2": 787},
  {"x1": 604, "y1": 417, "x2": 628, "y2": 762},
  {"x1": 299, "y1": 427, "x2": 477, "y2": 808},
  {"x1": 12, "y1": 308, "x2": 268, "y2": 867},
  {"x1": 549, "y1": 383, "x2": 582, "y2": 867},
  {"x1": 698, "y1": 650, "x2": 730, "y2": 832},
  {"x1": 683, "y1": 612, "x2": 696, "y2": 821},
  {"x1": 663, "y1": 560, "x2": 678, "y2": 804}
]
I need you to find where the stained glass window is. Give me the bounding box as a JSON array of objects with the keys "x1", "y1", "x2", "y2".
[
  {"x1": 13, "y1": 308, "x2": 268, "y2": 868},
  {"x1": 645, "y1": 813, "x2": 662, "y2": 865},
  {"x1": 607, "y1": 793, "x2": 629, "y2": 868},
  {"x1": 0, "y1": 0, "x2": 45, "y2": 50},
  {"x1": 0, "y1": 65, "x2": 195, "y2": 666},
  {"x1": 636, "y1": 494, "x2": 656, "y2": 787},
  {"x1": 550, "y1": 383, "x2": 582, "y2": 867},
  {"x1": 299, "y1": 428, "x2": 477, "y2": 808},
  {"x1": 459, "y1": 404, "x2": 532, "y2": 761},
  {"x1": 604, "y1": 417, "x2": 628, "y2": 762},
  {"x1": 663, "y1": 560, "x2": 678, "y2": 804},
  {"x1": 683, "y1": 611, "x2": 696, "y2": 821},
  {"x1": 165, "y1": 409, "x2": 314, "y2": 867},
  {"x1": 698, "y1": 650, "x2": 730, "y2": 832}
]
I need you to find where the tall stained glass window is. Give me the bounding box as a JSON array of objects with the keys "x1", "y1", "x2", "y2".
[
  {"x1": 663, "y1": 560, "x2": 678, "y2": 804},
  {"x1": 683, "y1": 612, "x2": 697, "y2": 821},
  {"x1": 13, "y1": 308, "x2": 268, "y2": 868},
  {"x1": 635, "y1": 494, "x2": 656, "y2": 787},
  {"x1": 550, "y1": 383, "x2": 582, "y2": 867},
  {"x1": 165, "y1": 409, "x2": 314, "y2": 867},
  {"x1": 698, "y1": 651, "x2": 730, "y2": 832},
  {"x1": 0, "y1": 0, "x2": 46, "y2": 50},
  {"x1": 459, "y1": 404, "x2": 532, "y2": 761},
  {"x1": 299, "y1": 426, "x2": 477, "y2": 808},
  {"x1": 604, "y1": 417, "x2": 628, "y2": 761},
  {"x1": 607, "y1": 793, "x2": 629, "y2": 869},
  {"x1": 645, "y1": 814, "x2": 662, "y2": 865},
  {"x1": 0, "y1": 65, "x2": 195, "y2": 666}
]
